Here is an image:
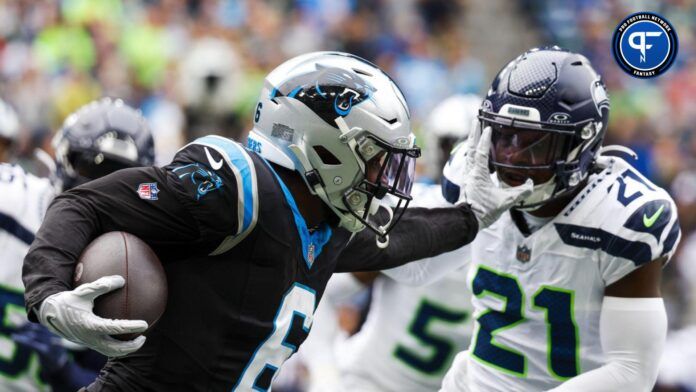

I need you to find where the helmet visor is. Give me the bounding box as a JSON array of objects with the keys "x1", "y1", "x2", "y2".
[
  {"x1": 490, "y1": 124, "x2": 565, "y2": 168},
  {"x1": 358, "y1": 137, "x2": 419, "y2": 199},
  {"x1": 381, "y1": 152, "x2": 416, "y2": 197},
  {"x1": 344, "y1": 135, "x2": 420, "y2": 238}
]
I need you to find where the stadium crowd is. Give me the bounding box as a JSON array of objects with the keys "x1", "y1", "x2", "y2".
[{"x1": 0, "y1": 0, "x2": 694, "y2": 390}]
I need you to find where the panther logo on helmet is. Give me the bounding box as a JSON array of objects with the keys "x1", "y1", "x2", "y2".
[
  {"x1": 249, "y1": 52, "x2": 419, "y2": 245},
  {"x1": 271, "y1": 64, "x2": 377, "y2": 125}
]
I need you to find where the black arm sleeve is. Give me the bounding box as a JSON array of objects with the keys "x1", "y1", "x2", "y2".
[
  {"x1": 23, "y1": 165, "x2": 237, "y2": 320},
  {"x1": 335, "y1": 204, "x2": 479, "y2": 272}
]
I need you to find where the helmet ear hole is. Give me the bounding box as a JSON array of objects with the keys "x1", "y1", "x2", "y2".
[{"x1": 313, "y1": 145, "x2": 341, "y2": 165}]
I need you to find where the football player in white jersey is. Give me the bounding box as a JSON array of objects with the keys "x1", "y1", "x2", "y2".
[
  {"x1": 0, "y1": 98, "x2": 154, "y2": 391},
  {"x1": 0, "y1": 98, "x2": 19, "y2": 163},
  {"x1": 336, "y1": 95, "x2": 483, "y2": 392},
  {"x1": 384, "y1": 47, "x2": 681, "y2": 392},
  {"x1": 0, "y1": 98, "x2": 56, "y2": 391}
]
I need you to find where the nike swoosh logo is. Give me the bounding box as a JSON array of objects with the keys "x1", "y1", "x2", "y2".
[
  {"x1": 205, "y1": 147, "x2": 224, "y2": 170},
  {"x1": 643, "y1": 205, "x2": 665, "y2": 228},
  {"x1": 45, "y1": 315, "x2": 68, "y2": 336}
]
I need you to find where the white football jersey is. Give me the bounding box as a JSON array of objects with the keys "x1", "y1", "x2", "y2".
[
  {"x1": 339, "y1": 183, "x2": 474, "y2": 392},
  {"x1": 444, "y1": 156, "x2": 681, "y2": 391},
  {"x1": 0, "y1": 163, "x2": 54, "y2": 391}
]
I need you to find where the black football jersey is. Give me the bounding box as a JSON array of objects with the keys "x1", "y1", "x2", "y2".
[{"x1": 23, "y1": 136, "x2": 478, "y2": 391}]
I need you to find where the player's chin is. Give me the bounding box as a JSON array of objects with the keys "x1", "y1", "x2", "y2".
[{"x1": 496, "y1": 168, "x2": 529, "y2": 187}]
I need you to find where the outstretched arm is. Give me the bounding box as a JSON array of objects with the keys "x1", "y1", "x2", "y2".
[
  {"x1": 335, "y1": 204, "x2": 478, "y2": 272},
  {"x1": 381, "y1": 244, "x2": 471, "y2": 286},
  {"x1": 336, "y1": 125, "x2": 532, "y2": 273}
]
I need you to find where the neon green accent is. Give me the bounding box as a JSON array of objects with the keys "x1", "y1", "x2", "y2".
[
  {"x1": 0, "y1": 283, "x2": 48, "y2": 389},
  {"x1": 0, "y1": 283, "x2": 23, "y2": 295},
  {"x1": 532, "y1": 286, "x2": 581, "y2": 381},
  {"x1": 643, "y1": 205, "x2": 665, "y2": 228},
  {"x1": 0, "y1": 306, "x2": 18, "y2": 364},
  {"x1": 392, "y1": 298, "x2": 469, "y2": 377},
  {"x1": 470, "y1": 265, "x2": 528, "y2": 378}
]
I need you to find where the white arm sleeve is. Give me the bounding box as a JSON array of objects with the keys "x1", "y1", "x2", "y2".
[
  {"x1": 548, "y1": 296, "x2": 667, "y2": 392},
  {"x1": 382, "y1": 244, "x2": 471, "y2": 286}
]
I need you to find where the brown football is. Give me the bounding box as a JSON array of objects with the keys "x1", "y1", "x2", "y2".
[{"x1": 73, "y1": 231, "x2": 167, "y2": 341}]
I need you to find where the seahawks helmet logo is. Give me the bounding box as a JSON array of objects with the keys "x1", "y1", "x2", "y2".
[
  {"x1": 591, "y1": 80, "x2": 610, "y2": 116},
  {"x1": 271, "y1": 64, "x2": 376, "y2": 126}
]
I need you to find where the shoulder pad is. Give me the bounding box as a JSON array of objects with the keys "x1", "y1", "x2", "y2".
[
  {"x1": 175, "y1": 135, "x2": 259, "y2": 255},
  {"x1": 559, "y1": 157, "x2": 681, "y2": 266},
  {"x1": 441, "y1": 142, "x2": 468, "y2": 203}
]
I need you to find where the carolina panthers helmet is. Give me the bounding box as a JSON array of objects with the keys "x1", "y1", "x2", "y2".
[
  {"x1": 425, "y1": 94, "x2": 481, "y2": 181},
  {"x1": 53, "y1": 98, "x2": 155, "y2": 190},
  {"x1": 247, "y1": 52, "x2": 420, "y2": 241},
  {"x1": 0, "y1": 99, "x2": 19, "y2": 143},
  {"x1": 480, "y1": 46, "x2": 610, "y2": 209}
]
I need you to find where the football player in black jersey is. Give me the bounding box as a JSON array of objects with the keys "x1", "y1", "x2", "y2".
[{"x1": 22, "y1": 52, "x2": 531, "y2": 391}]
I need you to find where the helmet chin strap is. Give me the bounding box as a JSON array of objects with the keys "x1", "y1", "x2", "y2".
[
  {"x1": 374, "y1": 200, "x2": 393, "y2": 249},
  {"x1": 496, "y1": 173, "x2": 556, "y2": 211}
]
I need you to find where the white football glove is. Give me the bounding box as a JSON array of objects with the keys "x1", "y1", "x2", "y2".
[
  {"x1": 458, "y1": 125, "x2": 533, "y2": 229},
  {"x1": 37, "y1": 275, "x2": 148, "y2": 358}
]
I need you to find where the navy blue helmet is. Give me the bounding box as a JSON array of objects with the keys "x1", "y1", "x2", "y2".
[
  {"x1": 53, "y1": 98, "x2": 155, "y2": 190},
  {"x1": 479, "y1": 46, "x2": 610, "y2": 209}
]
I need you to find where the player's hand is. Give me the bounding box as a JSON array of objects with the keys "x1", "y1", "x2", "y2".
[
  {"x1": 37, "y1": 275, "x2": 148, "y2": 358},
  {"x1": 458, "y1": 125, "x2": 533, "y2": 229}
]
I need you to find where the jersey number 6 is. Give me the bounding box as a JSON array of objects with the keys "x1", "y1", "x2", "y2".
[{"x1": 233, "y1": 283, "x2": 315, "y2": 391}]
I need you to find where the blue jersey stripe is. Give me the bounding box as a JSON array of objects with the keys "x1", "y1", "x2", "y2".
[
  {"x1": 194, "y1": 136, "x2": 256, "y2": 234},
  {"x1": 0, "y1": 211, "x2": 34, "y2": 245},
  {"x1": 662, "y1": 219, "x2": 681, "y2": 258},
  {"x1": 441, "y1": 176, "x2": 461, "y2": 204},
  {"x1": 261, "y1": 158, "x2": 332, "y2": 269},
  {"x1": 555, "y1": 223, "x2": 653, "y2": 265}
]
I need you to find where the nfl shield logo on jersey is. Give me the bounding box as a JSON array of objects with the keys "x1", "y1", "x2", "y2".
[
  {"x1": 516, "y1": 245, "x2": 532, "y2": 263},
  {"x1": 137, "y1": 182, "x2": 159, "y2": 200}
]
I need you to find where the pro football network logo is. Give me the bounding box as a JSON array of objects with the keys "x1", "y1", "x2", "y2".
[
  {"x1": 137, "y1": 182, "x2": 159, "y2": 200},
  {"x1": 612, "y1": 12, "x2": 678, "y2": 78}
]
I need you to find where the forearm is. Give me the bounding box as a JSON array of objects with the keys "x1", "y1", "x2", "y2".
[
  {"x1": 23, "y1": 193, "x2": 101, "y2": 320},
  {"x1": 23, "y1": 167, "x2": 202, "y2": 321},
  {"x1": 336, "y1": 204, "x2": 478, "y2": 272},
  {"x1": 549, "y1": 297, "x2": 667, "y2": 392},
  {"x1": 382, "y1": 245, "x2": 469, "y2": 286}
]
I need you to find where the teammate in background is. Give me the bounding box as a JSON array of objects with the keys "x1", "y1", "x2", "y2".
[
  {"x1": 423, "y1": 94, "x2": 482, "y2": 182},
  {"x1": 336, "y1": 95, "x2": 483, "y2": 391},
  {"x1": 374, "y1": 47, "x2": 681, "y2": 391},
  {"x1": 0, "y1": 99, "x2": 20, "y2": 162},
  {"x1": 0, "y1": 98, "x2": 154, "y2": 391},
  {"x1": 22, "y1": 52, "x2": 531, "y2": 391}
]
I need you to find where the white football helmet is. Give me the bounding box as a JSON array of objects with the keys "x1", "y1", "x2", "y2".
[
  {"x1": 425, "y1": 94, "x2": 481, "y2": 180},
  {"x1": 247, "y1": 52, "x2": 420, "y2": 242},
  {"x1": 0, "y1": 99, "x2": 19, "y2": 143}
]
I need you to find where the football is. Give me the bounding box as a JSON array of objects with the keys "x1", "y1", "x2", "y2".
[{"x1": 73, "y1": 231, "x2": 167, "y2": 340}]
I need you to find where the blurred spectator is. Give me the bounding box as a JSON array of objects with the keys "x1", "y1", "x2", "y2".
[{"x1": 0, "y1": 1, "x2": 694, "y2": 388}]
